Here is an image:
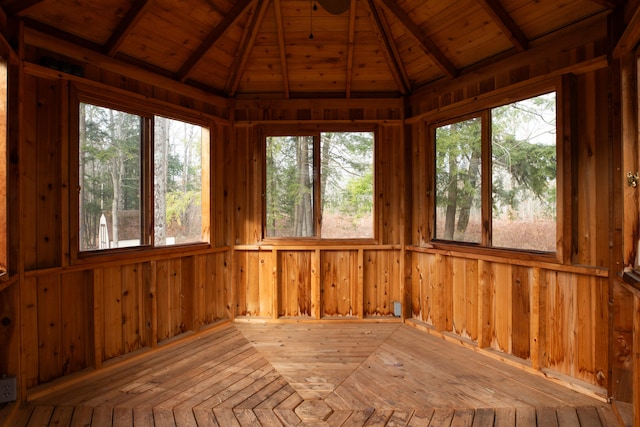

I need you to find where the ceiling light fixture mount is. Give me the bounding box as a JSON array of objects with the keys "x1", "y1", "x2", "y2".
[{"x1": 317, "y1": 0, "x2": 350, "y2": 15}]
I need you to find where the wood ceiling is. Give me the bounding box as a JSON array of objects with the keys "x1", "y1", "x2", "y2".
[{"x1": 0, "y1": 0, "x2": 620, "y2": 98}]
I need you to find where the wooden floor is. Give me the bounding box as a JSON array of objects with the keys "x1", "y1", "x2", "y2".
[{"x1": 0, "y1": 321, "x2": 622, "y2": 426}]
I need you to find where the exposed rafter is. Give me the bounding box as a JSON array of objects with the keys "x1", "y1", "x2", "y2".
[
  {"x1": 273, "y1": 0, "x2": 290, "y2": 98},
  {"x1": 614, "y1": 2, "x2": 640, "y2": 58},
  {"x1": 588, "y1": 0, "x2": 624, "y2": 8},
  {"x1": 345, "y1": 0, "x2": 357, "y2": 98},
  {"x1": 104, "y1": 0, "x2": 151, "y2": 57},
  {"x1": 226, "y1": 0, "x2": 270, "y2": 97},
  {"x1": 366, "y1": 0, "x2": 410, "y2": 94},
  {"x1": 374, "y1": 0, "x2": 457, "y2": 78},
  {"x1": 176, "y1": 0, "x2": 254, "y2": 83},
  {"x1": 476, "y1": 0, "x2": 528, "y2": 51},
  {"x1": 2, "y1": 0, "x2": 45, "y2": 16}
]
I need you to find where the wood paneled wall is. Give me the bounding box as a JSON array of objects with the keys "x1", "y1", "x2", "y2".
[
  {"x1": 232, "y1": 110, "x2": 405, "y2": 320},
  {"x1": 0, "y1": 9, "x2": 624, "y2": 406},
  {"x1": 405, "y1": 19, "x2": 613, "y2": 395},
  {"x1": 0, "y1": 67, "x2": 234, "y2": 395}
]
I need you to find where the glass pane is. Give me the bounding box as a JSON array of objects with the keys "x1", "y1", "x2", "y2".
[
  {"x1": 265, "y1": 135, "x2": 314, "y2": 237},
  {"x1": 491, "y1": 92, "x2": 557, "y2": 252},
  {"x1": 79, "y1": 103, "x2": 142, "y2": 251},
  {"x1": 154, "y1": 116, "x2": 204, "y2": 246},
  {"x1": 320, "y1": 132, "x2": 374, "y2": 239},
  {"x1": 435, "y1": 117, "x2": 482, "y2": 243}
]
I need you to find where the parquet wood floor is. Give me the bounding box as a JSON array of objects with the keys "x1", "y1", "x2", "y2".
[{"x1": 0, "y1": 321, "x2": 622, "y2": 426}]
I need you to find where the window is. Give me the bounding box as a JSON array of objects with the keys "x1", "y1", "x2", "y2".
[
  {"x1": 265, "y1": 130, "x2": 374, "y2": 239},
  {"x1": 77, "y1": 99, "x2": 208, "y2": 252},
  {"x1": 434, "y1": 92, "x2": 557, "y2": 252}
]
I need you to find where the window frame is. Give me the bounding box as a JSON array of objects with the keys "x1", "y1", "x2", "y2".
[
  {"x1": 0, "y1": 56, "x2": 6, "y2": 278},
  {"x1": 260, "y1": 124, "x2": 378, "y2": 244},
  {"x1": 69, "y1": 84, "x2": 211, "y2": 262},
  {"x1": 427, "y1": 80, "x2": 567, "y2": 262}
]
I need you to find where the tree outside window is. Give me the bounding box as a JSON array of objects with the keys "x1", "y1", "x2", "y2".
[
  {"x1": 79, "y1": 103, "x2": 206, "y2": 251},
  {"x1": 434, "y1": 92, "x2": 557, "y2": 252},
  {"x1": 265, "y1": 131, "x2": 374, "y2": 239}
]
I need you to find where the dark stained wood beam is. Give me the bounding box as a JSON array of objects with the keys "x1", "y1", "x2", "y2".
[
  {"x1": 366, "y1": 0, "x2": 410, "y2": 95},
  {"x1": 345, "y1": 0, "x2": 357, "y2": 98},
  {"x1": 273, "y1": 0, "x2": 290, "y2": 98},
  {"x1": 374, "y1": 0, "x2": 457, "y2": 78},
  {"x1": 614, "y1": 3, "x2": 640, "y2": 57},
  {"x1": 2, "y1": 0, "x2": 45, "y2": 16},
  {"x1": 176, "y1": 0, "x2": 254, "y2": 83},
  {"x1": 476, "y1": 0, "x2": 528, "y2": 51},
  {"x1": 226, "y1": 0, "x2": 270, "y2": 96},
  {"x1": 588, "y1": 0, "x2": 624, "y2": 8},
  {"x1": 104, "y1": 0, "x2": 151, "y2": 57}
]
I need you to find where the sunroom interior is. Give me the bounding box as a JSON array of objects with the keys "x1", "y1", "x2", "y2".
[{"x1": 0, "y1": 0, "x2": 639, "y2": 425}]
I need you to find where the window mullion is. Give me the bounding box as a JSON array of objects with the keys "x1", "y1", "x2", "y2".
[
  {"x1": 482, "y1": 109, "x2": 492, "y2": 247},
  {"x1": 314, "y1": 134, "x2": 322, "y2": 239},
  {"x1": 143, "y1": 116, "x2": 154, "y2": 246}
]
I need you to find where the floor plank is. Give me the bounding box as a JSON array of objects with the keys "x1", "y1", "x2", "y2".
[{"x1": 7, "y1": 322, "x2": 620, "y2": 427}]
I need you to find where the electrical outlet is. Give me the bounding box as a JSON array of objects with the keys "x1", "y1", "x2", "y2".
[{"x1": 0, "y1": 376, "x2": 16, "y2": 404}]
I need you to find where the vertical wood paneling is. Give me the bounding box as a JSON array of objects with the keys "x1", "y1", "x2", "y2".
[
  {"x1": 363, "y1": 250, "x2": 401, "y2": 316},
  {"x1": 181, "y1": 256, "x2": 195, "y2": 332},
  {"x1": 102, "y1": 266, "x2": 123, "y2": 360},
  {"x1": 491, "y1": 263, "x2": 511, "y2": 353},
  {"x1": 22, "y1": 277, "x2": 39, "y2": 388},
  {"x1": 451, "y1": 257, "x2": 478, "y2": 340},
  {"x1": 37, "y1": 274, "x2": 61, "y2": 382},
  {"x1": 377, "y1": 125, "x2": 403, "y2": 245},
  {"x1": 60, "y1": 271, "x2": 92, "y2": 375},
  {"x1": 156, "y1": 259, "x2": 184, "y2": 342},
  {"x1": 258, "y1": 250, "x2": 275, "y2": 318},
  {"x1": 432, "y1": 254, "x2": 452, "y2": 331},
  {"x1": 22, "y1": 75, "x2": 37, "y2": 270},
  {"x1": 321, "y1": 251, "x2": 359, "y2": 317},
  {"x1": 279, "y1": 251, "x2": 312, "y2": 317},
  {"x1": 544, "y1": 271, "x2": 575, "y2": 377},
  {"x1": 478, "y1": 259, "x2": 493, "y2": 348},
  {"x1": 611, "y1": 282, "x2": 633, "y2": 402},
  {"x1": 511, "y1": 266, "x2": 530, "y2": 360},
  {"x1": 121, "y1": 264, "x2": 143, "y2": 353},
  {"x1": 235, "y1": 251, "x2": 261, "y2": 316},
  {"x1": 34, "y1": 78, "x2": 61, "y2": 269},
  {"x1": 0, "y1": 282, "x2": 19, "y2": 378}
]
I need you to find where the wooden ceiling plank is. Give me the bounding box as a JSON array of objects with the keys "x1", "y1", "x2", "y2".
[
  {"x1": 105, "y1": 0, "x2": 151, "y2": 57},
  {"x1": 374, "y1": 0, "x2": 457, "y2": 78},
  {"x1": 273, "y1": 0, "x2": 290, "y2": 98},
  {"x1": 345, "y1": 0, "x2": 357, "y2": 98},
  {"x1": 2, "y1": 0, "x2": 45, "y2": 16},
  {"x1": 226, "y1": 0, "x2": 270, "y2": 96},
  {"x1": 366, "y1": 0, "x2": 410, "y2": 94},
  {"x1": 476, "y1": 0, "x2": 528, "y2": 51},
  {"x1": 176, "y1": 0, "x2": 254, "y2": 82}
]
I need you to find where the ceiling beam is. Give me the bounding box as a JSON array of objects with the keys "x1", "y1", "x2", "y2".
[
  {"x1": 614, "y1": 3, "x2": 640, "y2": 57},
  {"x1": 588, "y1": 0, "x2": 624, "y2": 8},
  {"x1": 2, "y1": 0, "x2": 45, "y2": 16},
  {"x1": 366, "y1": 0, "x2": 410, "y2": 94},
  {"x1": 476, "y1": 0, "x2": 528, "y2": 51},
  {"x1": 176, "y1": 0, "x2": 254, "y2": 83},
  {"x1": 374, "y1": 0, "x2": 457, "y2": 78},
  {"x1": 226, "y1": 0, "x2": 270, "y2": 96},
  {"x1": 345, "y1": 0, "x2": 358, "y2": 98},
  {"x1": 273, "y1": 0, "x2": 290, "y2": 98},
  {"x1": 104, "y1": 0, "x2": 151, "y2": 57}
]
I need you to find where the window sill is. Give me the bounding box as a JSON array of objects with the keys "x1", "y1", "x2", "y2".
[{"x1": 72, "y1": 242, "x2": 223, "y2": 266}]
